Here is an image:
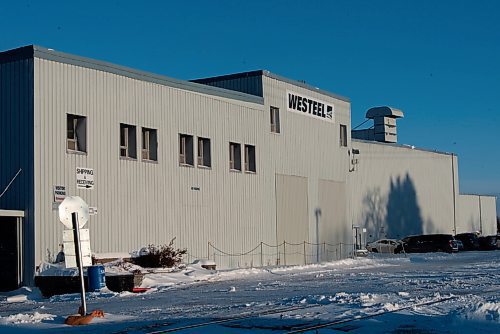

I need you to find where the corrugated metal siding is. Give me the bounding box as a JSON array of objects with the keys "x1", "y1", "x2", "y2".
[
  {"x1": 195, "y1": 74, "x2": 353, "y2": 254},
  {"x1": 193, "y1": 76, "x2": 263, "y2": 97},
  {"x1": 261, "y1": 75, "x2": 351, "y2": 249},
  {"x1": 33, "y1": 58, "x2": 271, "y2": 269},
  {"x1": 276, "y1": 174, "x2": 309, "y2": 265},
  {"x1": 0, "y1": 58, "x2": 35, "y2": 285},
  {"x1": 457, "y1": 195, "x2": 497, "y2": 235},
  {"x1": 479, "y1": 196, "x2": 497, "y2": 235},
  {"x1": 318, "y1": 179, "x2": 349, "y2": 259},
  {"x1": 349, "y1": 141, "x2": 457, "y2": 241}
]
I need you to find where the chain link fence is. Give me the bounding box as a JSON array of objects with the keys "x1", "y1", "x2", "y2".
[{"x1": 204, "y1": 241, "x2": 356, "y2": 268}]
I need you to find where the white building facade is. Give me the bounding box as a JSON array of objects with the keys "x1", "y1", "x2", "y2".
[{"x1": 0, "y1": 46, "x2": 496, "y2": 288}]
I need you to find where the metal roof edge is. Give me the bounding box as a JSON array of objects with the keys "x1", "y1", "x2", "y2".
[
  {"x1": 191, "y1": 70, "x2": 264, "y2": 83},
  {"x1": 192, "y1": 69, "x2": 351, "y2": 103},
  {"x1": 29, "y1": 45, "x2": 263, "y2": 105},
  {"x1": 262, "y1": 70, "x2": 351, "y2": 103},
  {"x1": 351, "y1": 138, "x2": 454, "y2": 156},
  {"x1": 459, "y1": 193, "x2": 498, "y2": 198},
  {"x1": 0, "y1": 45, "x2": 34, "y2": 64}
]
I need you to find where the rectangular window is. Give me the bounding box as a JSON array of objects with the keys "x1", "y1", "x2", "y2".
[
  {"x1": 340, "y1": 124, "x2": 347, "y2": 147},
  {"x1": 67, "y1": 114, "x2": 87, "y2": 153},
  {"x1": 120, "y1": 123, "x2": 137, "y2": 159},
  {"x1": 179, "y1": 134, "x2": 194, "y2": 166},
  {"x1": 197, "y1": 137, "x2": 211, "y2": 168},
  {"x1": 229, "y1": 142, "x2": 241, "y2": 171},
  {"x1": 270, "y1": 106, "x2": 280, "y2": 133},
  {"x1": 244, "y1": 144, "x2": 256, "y2": 173},
  {"x1": 142, "y1": 127, "x2": 158, "y2": 161}
]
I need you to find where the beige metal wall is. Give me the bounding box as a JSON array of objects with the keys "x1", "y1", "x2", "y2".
[
  {"x1": 261, "y1": 75, "x2": 351, "y2": 251},
  {"x1": 318, "y1": 180, "x2": 350, "y2": 259},
  {"x1": 349, "y1": 140, "x2": 459, "y2": 242},
  {"x1": 32, "y1": 61, "x2": 352, "y2": 269},
  {"x1": 275, "y1": 174, "x2": 309, "y2": 265},
  {"x1": 33, "y1": 58, "x2": 272, "y2": 269},
  {"x1": 457, "y1": 195, "x2": 497, "y2": 235}
]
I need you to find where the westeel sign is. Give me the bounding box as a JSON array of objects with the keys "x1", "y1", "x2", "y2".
[{"x1": 287, "y1": 91, "x2": 334, "y2": 122}]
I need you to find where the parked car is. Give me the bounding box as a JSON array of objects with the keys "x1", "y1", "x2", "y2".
[
  {"x1": 366, "y1": 239, "x2": 403, "y2": 254},
  {"x1": 401, "y1": 234, "x2": 458, "y2": 253},
  {"x1": 454, "y1": 233, "x2": 480, "y2": 251},
  {"x1": 455, "y1": 239, "x2": 464, "y2": 251},
  {"x1": 478, "y1": 235, "x2": 497, "y2": 251}
]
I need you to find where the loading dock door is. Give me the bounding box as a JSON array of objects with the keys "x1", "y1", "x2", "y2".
[
  {"x1": 276, "y1": 174, "x2": 309, "y2": 265},
  {"x1": 0, "y1": 213, "x2": 23, "y2": 291}
]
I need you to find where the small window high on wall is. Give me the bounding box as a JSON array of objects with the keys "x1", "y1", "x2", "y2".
[
  {"x1": 244, "y1": 144, "x2": 256, "y2": 173},
  {"x1": 229, "y1": 142, "x2": 241, "y2": 171},
  {"x1": 340, "y1": 124, "x2": 347, "y2": 147},
  {"x1": 120, "y1": 123, "x2": 137, "y2": 159},
  {"x1": 142, "y1": 127, "x2": 158, "y2": 161},
  {"x1": 67, "y1": 114, "x2": 87, "y2": 153},
  {"x1": 197, "y1": 137, "x2": 211, "y2": 168},
  {"x1": 179, "y1": 133, "x2": 194, "y2": 166},
  {"x1": 270, "y1": 106, "x2": 280, "y2": 133}
]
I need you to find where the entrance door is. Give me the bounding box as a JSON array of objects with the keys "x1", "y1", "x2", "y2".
[{"x1": 0, "y1": 216, "x2": 21, "y2": 291}]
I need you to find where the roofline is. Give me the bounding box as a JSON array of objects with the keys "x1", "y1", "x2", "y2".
[
  {"x1": 459, "y1": 193, "x2": 498, "y2": 198},
  {"x1": 0, "y1": 45, "x2": 263, "y2": 105},
  {"x1": 352, "y1": 138, "x2": 454, "y2": 156},
  {"x1": 193, "y1": 70, "x2": 351, "y2": 103}
]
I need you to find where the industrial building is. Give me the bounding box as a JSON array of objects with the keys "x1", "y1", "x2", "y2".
[{"x1": 0, "y1": 45, "x2": 497, "y2": 289}]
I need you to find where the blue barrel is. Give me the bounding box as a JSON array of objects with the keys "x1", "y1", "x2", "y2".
[{"x1": 87, "y1": 265, "x2": 106, "y2": 291}]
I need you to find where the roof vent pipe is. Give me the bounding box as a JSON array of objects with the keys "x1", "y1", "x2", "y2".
[{"x1": 365, "y1": 106, "x2": 404, "y2": 143}]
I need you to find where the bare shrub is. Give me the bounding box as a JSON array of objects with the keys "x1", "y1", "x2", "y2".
[{"x1": 134, "y1": 238, "x2": 187, "y2": 268}]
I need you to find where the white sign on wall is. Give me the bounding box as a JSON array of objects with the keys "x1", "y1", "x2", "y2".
[
  {"x1": 76, "y1": 167, "x2": 94, "y2": 189},
  {"x1": 53, "y1": 185, "x2": 66, "y2": 203},
  {"x1": 286, "y1": 90, "x2": 335, "y2": 122}
]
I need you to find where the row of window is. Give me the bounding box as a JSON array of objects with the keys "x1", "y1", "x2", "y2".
[
  {"x1": 120, "y1": 123, "x2": 158, "y2": 161},
  {"x1": 67, "y1": 114, "x2": 257, "y2": 172},
  {"x1": 179, "y1": 134, "x2": 256, "y2": 172},
  {"x1": 68, "y1": 109, "x2": 345, "y2": 166}
]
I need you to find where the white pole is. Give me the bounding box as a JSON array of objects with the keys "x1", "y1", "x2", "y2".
[{"x1": 72, "y1": 212, "x2": 86, "y2": 316}]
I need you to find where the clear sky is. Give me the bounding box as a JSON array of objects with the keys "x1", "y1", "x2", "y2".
[{"x1": 1, "y1": 0, "x2": 499, "y2": 210}]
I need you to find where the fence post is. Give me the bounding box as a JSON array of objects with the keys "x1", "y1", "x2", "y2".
[
  {"x1": 207, "y1": 241, "x2": 210, "y2": 260},
  {"x1": 323, "y1": 242, "x2": 326, "y2": 262},
  {"x1": 260, "y1": 242, "x2": 263, "y2": 267},
  {"x1": 283, "y1": 241, "x2": 286, "y2": 266},
  {"x1": 303, "y1": 241, "x2": 306, "y2": 265},
  {"x1": 340, "y1": 243, "x2": 342, "y2": 260}
]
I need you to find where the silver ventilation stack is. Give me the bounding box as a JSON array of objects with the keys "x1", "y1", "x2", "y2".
[{"x1": 352, "y1": 106, "x2": 404, "y2": 143}]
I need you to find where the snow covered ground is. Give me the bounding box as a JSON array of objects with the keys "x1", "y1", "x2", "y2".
[{"x1": 0, "y1": 251, "x2": 499, "y2": 333}]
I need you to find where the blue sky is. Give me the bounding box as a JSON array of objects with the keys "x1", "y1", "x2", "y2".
[{"x1": 1, "y1": 0, "x2": 499, "y2": 208}]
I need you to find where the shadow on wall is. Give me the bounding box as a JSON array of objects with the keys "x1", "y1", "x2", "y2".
[
  {"x1": 363, "y1": 187, "x2": 386, "y2": 241},
  {"x1": 386, "y1": 173, "x2": 425, "y2": 239},
  {"x1": 364, "y1": 173, "x2": 429, "y2": 241}
]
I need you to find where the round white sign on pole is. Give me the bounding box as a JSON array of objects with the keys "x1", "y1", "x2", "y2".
[{"x1": 58, "y1": 196, "x2": 89, "y2": 229}]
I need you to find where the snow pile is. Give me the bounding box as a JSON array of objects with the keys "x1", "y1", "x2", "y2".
[
  {"x1": 1, "y1": 287, "x2": 43, "y2": 303},
  {"x1": 0, "y1": 312, "x2": 55, "y2": 325},
  {"x1": 464, "y1": 301, "x2": 500, "y2": 322},
  {"x1": 102, "y1": 259, "x2": 145, "y2": 274},
  {"x1": 36, "y1": 262, "x2": 79, "y2": 276},
  {"x1": 141, "y1": 261, "x2": 218, "y2": 288}
]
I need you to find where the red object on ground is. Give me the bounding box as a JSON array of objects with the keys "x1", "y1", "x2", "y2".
[{"x1": 132, "y1": 287, "x2": 150, "y2": 293}]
